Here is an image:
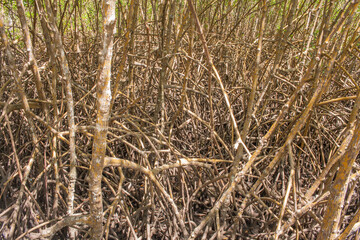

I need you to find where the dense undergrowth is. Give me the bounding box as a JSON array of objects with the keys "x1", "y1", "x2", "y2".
[{"x1": 1, "y1": 0, "x2": 360, "y2": 239}]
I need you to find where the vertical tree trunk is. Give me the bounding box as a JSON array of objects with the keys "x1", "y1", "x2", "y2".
[
  {"x1": 317, "y1": 120, "x2": 360, "y2": 240},
  {"x1": 89, "y1": 0, "x2": 116, "y2": 238},
  {"x1": 37, "y1": 0, "x2": 79, "y2": 237},
  {"x1": 0, "y1": 12, "x2": 39, "y2": 239}
]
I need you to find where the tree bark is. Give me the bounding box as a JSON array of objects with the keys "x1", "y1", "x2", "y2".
[
  {"x1": 88, "y1": 0, "x2": 116, "y2": 238},
  {"x1": 317, "y1": 120, "x2": 360, "y2": 240}
]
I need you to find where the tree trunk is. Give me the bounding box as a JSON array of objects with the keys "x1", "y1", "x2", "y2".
[{"x1": 88, "y1": 0, "x2": 116, "y2": 238}]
